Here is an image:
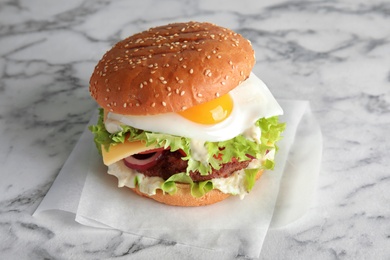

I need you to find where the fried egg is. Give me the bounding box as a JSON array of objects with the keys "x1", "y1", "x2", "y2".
[{"x1": 105, "y1": 73, "x2": 283, "y2": 142}]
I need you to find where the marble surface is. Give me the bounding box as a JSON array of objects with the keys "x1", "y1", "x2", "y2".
[{"x1": 0, "y1": 0, "x2": 389, "y2": 259}]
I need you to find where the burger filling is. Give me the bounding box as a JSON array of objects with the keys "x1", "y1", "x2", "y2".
[{"x1": 90, "y1": 108, "x2": 285, "y2": 198}]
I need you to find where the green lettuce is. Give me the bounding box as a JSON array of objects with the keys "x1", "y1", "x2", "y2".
[
  {"x1": 244, "y1": 168, "x2": 260, "y2": 192},
  {"x1": 89, "y1": 108, "x2": 286, "y2": 194},
  {"x1": 161, "y1": 172, "x2": 213, "y2": 198}
]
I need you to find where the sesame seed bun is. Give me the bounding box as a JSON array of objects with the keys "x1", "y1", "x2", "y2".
[
  {"x1": 130, "y1": 169, "x2": 264, "y2": 207},
  {"x1": 89, "y1": 21, "x2": 255, "y2": 115}
]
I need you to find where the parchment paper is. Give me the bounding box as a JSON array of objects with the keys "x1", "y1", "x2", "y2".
[{"x1": 34, "y1": 100, "x2": 322, "y2": 258}]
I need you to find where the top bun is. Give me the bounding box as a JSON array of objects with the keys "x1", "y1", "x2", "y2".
[{"x1": 89, "y1": 21, "x2": 255, "y2": 115}]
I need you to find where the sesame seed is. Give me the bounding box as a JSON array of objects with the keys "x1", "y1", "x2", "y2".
[
  {"x1": 168, "y1": 92, "x2": 172, "y2": 97},
  {"x1": 149, "y1": 78, "x2": 153, "y2": 83},
  {"x1": 140, "y1": 83, "x2": 143, "y2": 89},
  {"x1": 175, "y1": 89, "x2": 179, "y2": 94},
  {"x1": 106, "y1": 88, "x2": 110, "y2": 92},
  {"x1": 162, "y1": 101, "x2": 167, "y2": 106},
  {"x1": 123, "y1": 103, "x2": 127, "y2": 108},
  {"x1": 221, "y1": 81, "x2": 226, "y2": 85},
  {"x1": 197, "y1": 93, "x2": 203, "y2": 97},
  {"x1": 197, "y1": 49, "x2": 202, "y2": 52},
  {"x1": 182, "y1": 106, "x2": 187, "y2": 110},
  {"x1": 180, "y1": 90, "x2": 185, "y2": 96},
  {"x1": 155, "y1": 93, "x2": 159, "y2": 98},
  {"x1": 240, "y1": 71, "x2": 244, "y2": 76},
  {"x1": 189, "y1": 69, "x2": 194, "y2": 74},
  {"x1": 207, "y1": 55, "x2": 211, "y2": 59},
  {"x1": 159, "y1": 77, "x2": 165, "y2": 81},
  {"x1": 136, "y1": 103, "x2": 140, "y2": 107},
  {"x1": 217, "y1": 55, "x2": 222, "y2": 59},
  {"x1": 151, "y1": 102, "x2": 156, "y2": 107},
  {"x1": 182, "y1": 65, "x2": 187, "y2": 68},
  {"x1": 215, "y1": 92, "x2": 220, "y2": 97},
  {"x1": 167, "y1": 86, "x2": 171, "y2": 91}
]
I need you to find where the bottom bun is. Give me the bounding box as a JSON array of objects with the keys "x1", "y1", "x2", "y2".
[{"x1": 130, "y1": 169, "x2": 264, "y2": 207}]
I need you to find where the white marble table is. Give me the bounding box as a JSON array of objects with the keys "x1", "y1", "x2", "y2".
[{"x1": 1, "y1": 0, "x2": 389, "y2": 259}]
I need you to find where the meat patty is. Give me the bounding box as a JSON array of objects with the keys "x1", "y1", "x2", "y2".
[{"x1": 139, "y1": 150, "x2": 251, "y2": 181}]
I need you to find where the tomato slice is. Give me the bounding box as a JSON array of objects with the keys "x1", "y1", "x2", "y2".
[{"x1": 178, "y1": 149, "x2": 187, "y2": 157}]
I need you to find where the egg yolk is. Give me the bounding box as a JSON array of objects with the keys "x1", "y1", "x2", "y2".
[{"x1": 178, "y1": 94, "x2": 233, "y2": 125}]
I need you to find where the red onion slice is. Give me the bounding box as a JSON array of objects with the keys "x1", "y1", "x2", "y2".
[{"x1": 123, "y1": 150, "x2": 163, "y2": 171}]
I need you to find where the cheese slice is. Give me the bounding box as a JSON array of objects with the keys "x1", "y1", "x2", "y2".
[{"x1": 102, "y1": 140, "x2": 158, "y2": 166}]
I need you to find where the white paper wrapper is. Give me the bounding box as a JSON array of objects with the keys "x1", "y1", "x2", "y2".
[{"x1": 34, "y1": 100, "x2": 322, "y2": 258}]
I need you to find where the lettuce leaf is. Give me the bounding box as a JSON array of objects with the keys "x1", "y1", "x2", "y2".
[
  {"x1": 244, "y1": 168, "x2": 260, "y2": 192},
  {"x1": 161, "y1": 172, "x2": 213, "y2": 198},
  {"x1": 257, "y1": 116, "x2": 286, "y2": 155},
  {"x1": 89, "y1": 109, "x2": 140, "y2": 153}
]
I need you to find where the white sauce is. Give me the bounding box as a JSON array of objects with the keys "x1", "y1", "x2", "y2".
[
  {"x1": 212, "y1": 159, "x2": 262, "y2": 199},
  {"x1": 189, "y1": 139, "x2": 209, "y2": 164},
  {"x1": 108, "y1": 161, "x2": 164, "y2": 196}
]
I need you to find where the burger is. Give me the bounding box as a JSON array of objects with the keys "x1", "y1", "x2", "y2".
[{"x1": 89, "y1": 21, "x2": 285, "y2": 206}]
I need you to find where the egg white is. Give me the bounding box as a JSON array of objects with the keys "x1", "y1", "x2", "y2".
[{"x1": 105, "y1": 73, "x2": 283, "y2": 142}]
